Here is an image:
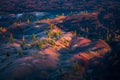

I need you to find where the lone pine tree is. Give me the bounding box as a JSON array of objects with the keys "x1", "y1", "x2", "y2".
[
  {"x1": 10, "y1": 34, "x2": 14, "y2": 43},
  {"x1": 32, "y1": 33, "x2": 37, "y2": 42}
]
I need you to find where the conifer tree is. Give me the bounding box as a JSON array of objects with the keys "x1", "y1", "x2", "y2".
[
  {"x1": 62, "y1": 13, "x2": 64, "y2": 16},
  {"x1": 22, "y1": 36, "x2": 26, "y2": 44},
  {"x1": 18, "y1": 50, "x2": 23, "y2": 57},
  {"x1": 43, "y1": 39, "x2": 48, "y2": 45},
  {"x1": 73, "y1": 30, "x2": 77, "y2": 36},
  {"x1": 10, "y1": 34, "x2": 14, "y2": 43},
  {"x1": 27, "y1": 18, "x2": 30, "y2": 24},
  {"x1": 32, "y1": 33, "x2": 37, "y2": 42},
  {"x1": 0, "y1": 26, "x2": 2, "y2": 30},
  {"x1": 86, "y1": 27, "x2": 89, "y2": 33},
  {"x1": 48, "y1": 30, "x2": 53, "y2": 38},
  {"x1": 50, "y1": 24, "x2": 54, "y2": 30},
  {"x1": 37, "y1": 40, "x2": 43, "y2": 50},
  {"x1": 54, "y1": 31, "x2": 60, "y2": 38},
  {"x1": 51, "y1": 39, "x2": 56, "y2": 47}
]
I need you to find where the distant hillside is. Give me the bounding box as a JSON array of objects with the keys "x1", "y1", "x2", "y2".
[{"x1": 0, "y1": 0, "x2": 119, "y2": 13}]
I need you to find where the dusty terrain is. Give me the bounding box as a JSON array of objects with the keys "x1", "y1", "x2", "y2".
[{"x1": 0, "y1": 0, "x2": 120, "y2": 80}]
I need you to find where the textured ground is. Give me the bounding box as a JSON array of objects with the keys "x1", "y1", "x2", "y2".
[{"x1": 0, "y1": 0, "x2": 120, "y2": 80}]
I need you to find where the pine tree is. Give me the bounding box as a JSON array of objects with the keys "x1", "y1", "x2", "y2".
[
  {"x1": 10, "y1": 34, "x2": 14, "y2": 43},
  {"x1": 22, "y1": 36, "x2": 26, "y2": 44},
  {"x1": 86, "y1": 27, "x2": 89, "y2": 33},
  {"x1": 73, "y1": 30, "x2": 77, "y2": 36},
  {"x1": 62, "y1": 13, "x2": 64, "y2": 16},
  {"x1": 43, "y1": 39, "x2": 48, "y2": 45},
  {"x1": 32, "y1": 33, "x2": 37, "y2": 42},
  {"x1": 51, "y1": 39, "x2": 56, "y2": 47},
  {"x1": 56, "y1": 14, "x2": 59, "y2": 17},
  {"x1": 0, "y1": 26, "x2": 2, "y2": 30},
  {"x1": 18, "y1": 50, "x2": 23, "y2": 57},
  {"x1": 54, "y1": 31, "x2": 60, "y2": 38},
  {"x1": 13, "y1": 22, "x2": 17, "y2": 25},
  {"x1": 49, "y1": 24, "x2": 54, "y2": 30},
  {"x1": 48, "y1": 30, "x2": 53, "y2": 38},
  {"x1": 27, "y1": 18, "x2": 30, "y2": 24},
  {"x1": 37, "y1": 40, "x2": 43, "y2": 50}
]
